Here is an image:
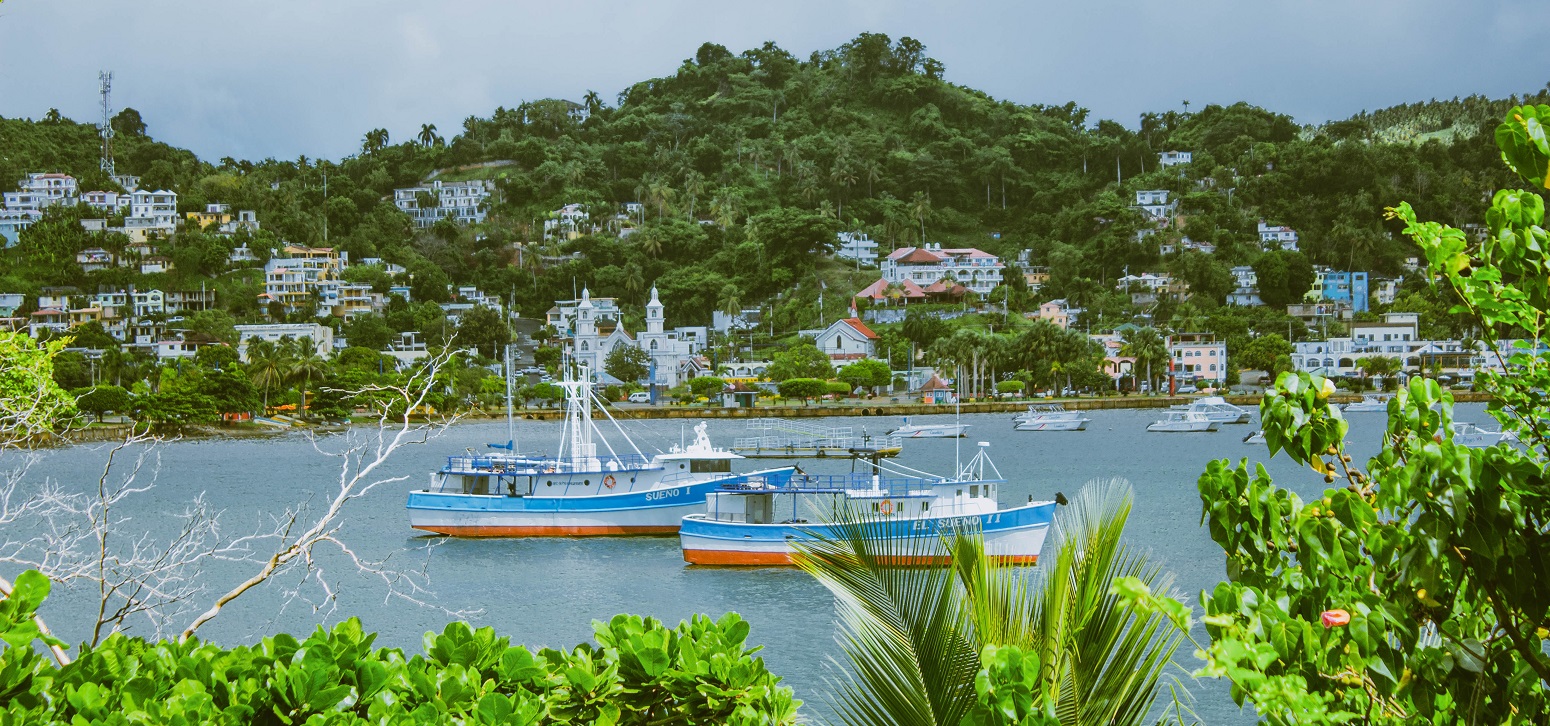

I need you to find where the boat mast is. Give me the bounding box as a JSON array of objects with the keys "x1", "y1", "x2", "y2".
[{"x1": 504, "y1": 342, "x2": 515, "y2": 451}]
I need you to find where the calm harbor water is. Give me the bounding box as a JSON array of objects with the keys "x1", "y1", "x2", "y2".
[{"x1": 24, "y1": 404, "x2": 1481, "y2": 722}]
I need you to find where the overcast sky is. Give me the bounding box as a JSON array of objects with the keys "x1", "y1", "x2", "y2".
[{"x1": 2, "y1": 1, "x2": 1545, "y2": 162}]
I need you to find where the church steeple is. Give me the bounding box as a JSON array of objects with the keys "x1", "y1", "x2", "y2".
[
  {"x1": 576, "y1": 286, "x2": 596, "y2": 338},
  {"x1": 646, "y1": 285, "x2": 664, "y2": 335}
]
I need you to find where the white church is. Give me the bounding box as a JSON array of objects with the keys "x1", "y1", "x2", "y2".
[{"x1": 571, "y1": 286, "x2": 707, "y2": 388}]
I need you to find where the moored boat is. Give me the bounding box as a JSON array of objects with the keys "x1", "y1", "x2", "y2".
[
  {"x1": 679, "y1": 444, "x2": 1056, "y2": 566},
  {"x1": 1012, "y1": 404, "x2": 1090, "y2": 431},
  {"x1": 1342, "y1": 394, "x2": 1392, "y2": 413},
  {"x1": 888, "y1": 417, "x2": 970, "y2": 438},
  {"x1": 1243, "y1": 430, "x2": 1266, "y2": 444},
  {"x1": 1147, "y1": 410, "x2": 1220, "y2": 432},
  {"x1": 1169, "y1": 396, "x2": 1251, "y2": 424},
  {"x1": 407, "y1": 366, "x2": 795, "y2": 536},
  {"x1": 1450, "y1": 421, "x2": 1516, "y2": 448}
]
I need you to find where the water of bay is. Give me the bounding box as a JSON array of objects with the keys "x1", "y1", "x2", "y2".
[{"x1": 25, "y1": 403, "x2": 1479, "y2": 722}]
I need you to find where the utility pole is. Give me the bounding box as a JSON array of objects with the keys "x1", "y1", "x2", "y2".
[
  {"x1": 322, "y1": 172, "x2": 328, "y2": 244},
  {"x1": 98, "y1": 71, "x2": 115, "y2": 176}
]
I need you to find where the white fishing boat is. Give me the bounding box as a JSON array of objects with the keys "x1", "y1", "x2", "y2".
[
  {"x1": 1168, "y1": 396, "x2": 1251, "y2": 424},
  {"x1": 1450, "y1": 422, "x2": 1517, "y2": 448},
  {"x1": 1242, "y1": 430, "x2": 1266, "y2": 445},
  {"x1": 1342, "y1": 395, "x2": 1392, "y2": 413},
  {"x1": 1147, "y1": 410, "x2": 1220, "y2": 432},
  {"x1": 888, "y1": 417, "x2": 970, "y2": 438},
  {"x1": 679, "y1": 443, "x2": 1058, "y2": 566},
  {"x1": 1012, "y1": 404, "x2": 1090, "y2": 431},
  {"x1": 407, "y1": 364, "x2": 796, "y2": 536}
]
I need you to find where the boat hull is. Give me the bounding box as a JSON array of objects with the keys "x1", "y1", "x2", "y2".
[
  {"x1": 680, "y1": 502, "x2": 1056, "y2": 566},
  {"x1": 1014, "y1": 418, "x2": 1088, "y2": 431},
  {"x1": 1147, "y1": 422, "x2": 1218, "y2": 432},
  {"x1": 408, "y1": 469, "x2": 794, "y2": 537}
]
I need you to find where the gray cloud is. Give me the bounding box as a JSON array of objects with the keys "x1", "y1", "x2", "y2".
[{"x1": 2, "y1": 0, "x2": 1544, "y2": 161}]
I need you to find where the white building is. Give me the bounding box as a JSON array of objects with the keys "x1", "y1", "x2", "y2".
[
  {"x1": 881, "y1": 244, "x2": 1004, "y2": 297},
  {"x1": 799, "y1": 317, "x2": 880, "y2": 367},
  {"x1": 548, "y1": 294, "x2": 621, "y2": 332},
  {"x1": 234, "y1": 323, "x2": 335, "y2": 361},
  {"x1": 3, "y1": 173, "x2": 78, "y2": 211},
  {"x1": 128, "y1": 190, "x2": 179, "y2": 231},
  {"x1": 0, "y1": 209, "x2": 40, "y2": 247},
  {"x1": 1258, "y1": 221, "x2": 1299, "y2": 251},
  {"x1": 570, "y1": 287, "x2": 703, "y2": 387},
  {"x1": 1158, "y1": 151, "x2": 1193, "y2": 168},
  {"x1": 1134, "y1": 190, "x2": 1177, "y2": 222},
  {"x1": 1228, "y1": 266, "x2": 1262, "y2": 306},
  {"x1": 543, "y1": 203, "x2": 591, "y2": 240},
  {"x1": 835, "y1": 231, "x2": 879, "y2": 266},
  {"x1": 393, "y1": 180, "x2": 492, "y2": 228},
  {"x1": 81, "y1": 190, "x2": 131, "y2": 213}
]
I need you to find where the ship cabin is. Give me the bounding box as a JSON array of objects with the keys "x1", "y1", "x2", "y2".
[{"x1": 429, "y1": 451, "x2": 660, "y2": 498}]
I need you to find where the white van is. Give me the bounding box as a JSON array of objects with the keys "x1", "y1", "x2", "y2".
[{"x1": 628, "y1": 391, "x2": 652, "y2": 404}]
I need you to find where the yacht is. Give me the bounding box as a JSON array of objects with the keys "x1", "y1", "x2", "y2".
[
  {"x1": 407, "y1": 365, "x2": 796, "y2": 536},
  {"x1": 1342, "y1": 395, "x2": 1392, "y2": 413},
  {"x1": 888, "y1": 417, "x2": 970, "y2": 438},
  {"x1": 1012, "y1": 404, "x2": 1090, "y2": 431},
  {"x1": 1147, "y1": 410, "x2": 1220, "y2": 433},
  {"x1": 679, "y1": 444, "x2": 1057, "y2": 566},
  {"x1": 1169, "y1": 396, "x2": 1251, "y2": 424},
  {"x1": 1450, "y1": 422, "x2": 1517, "y2": 448}
]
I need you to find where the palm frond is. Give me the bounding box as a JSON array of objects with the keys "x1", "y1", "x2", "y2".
[{"x1": 794, "y1": 512, "x2": 979, "y2": 726}]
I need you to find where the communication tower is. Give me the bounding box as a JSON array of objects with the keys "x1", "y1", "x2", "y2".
[{"x1": 99, "y1": 71, "x2": 114, "y2": 176}]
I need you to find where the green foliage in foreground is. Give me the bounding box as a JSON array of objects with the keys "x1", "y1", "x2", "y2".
[
  {"x1": 0, "y1": 570, "x2": 799, "y2": 725},
  {"x1": 1114, "y1": 105, "x2": 1550, "y2": 724}
]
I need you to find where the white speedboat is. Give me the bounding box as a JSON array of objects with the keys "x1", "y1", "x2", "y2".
[
  {"x1": 1342, "y1": 395, "x2": 1392, "y2": 413},
  {"x1": 888, "y1": 417, "x2": 970, "y2": 438},
  {"x1": 679, "y1": 444, "x2": 1057, "y2": 566},
  {"x1": 1242, "y1": 430, "x2": 1266, "y2": 444},
  {"x1": 1147, "y1": 410, "x2": 1220, "y2": 432},
  {"x1": 407, "y1": 364, "x2": 795, "y2": 536},
  {"x1": 1013, "y1": 404, "x2": 1090, "y2": 431},
  {"x1": 1450, "y1": 422, "x2": 1517, "y2": 448},
  {"x1": 1169, "y1": 396, "x2": 1251, "y2": 424}
]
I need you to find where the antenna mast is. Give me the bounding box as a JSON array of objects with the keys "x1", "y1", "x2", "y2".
[{"x1": 98, "y1": 71, "x2": 115, "y2": 176}]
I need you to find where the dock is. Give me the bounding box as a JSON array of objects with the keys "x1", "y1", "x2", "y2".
[{"x1": 732, "y1": 418, "x2": 903, "y2": 458}]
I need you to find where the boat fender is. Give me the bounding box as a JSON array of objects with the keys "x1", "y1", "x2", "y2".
[
  {"x1": 603, "y1": 474, "x2": 617, "y2": 489},
  {"x1": 879, "y1": 499, "x2": 892, "y2": 515}
]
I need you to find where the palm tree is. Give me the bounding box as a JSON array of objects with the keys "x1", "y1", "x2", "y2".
[
  {"x1": 795, "y1": 480, "x2": 1182, "y2": 726},
  {"x1": 417, "y1": 123, "x2": 438, "y2": 147},
  {"x1": 1121, "y1": 327, "x2": 1168, "y2": 393},
  {"x1": 246, "y1": 338, "x2": 287, "y2": 412},
  {"x1": 362, "y1": 128, "x2": 389, "y2": 155},
  {"x1": 636, "y1": 229, "x2": 663, "y2": 258},
  {"x1": 683, "y1": 170, "x2": 705, "y2": 219},
  {"x1": 862, "y1": 158, "x2": 883, "y2": 198},
  {"x1": 624, "y1": 263, "x2": 645, "y2": 301},
  {"x1": 717, "y1": 284, "x2": 742, "y2": 319},
  {"x1": 582, "y1": 90, "x2": 603, "y2": 116},
  {"x1": 287, "y1": 336, "x2": 330, "y2": 417},
  {"x1": 100, "y1": 347, "x2": 130, "y2": 387},
  {"x1": 911, "y1": 191, "x2": 932, "y2": 245}
]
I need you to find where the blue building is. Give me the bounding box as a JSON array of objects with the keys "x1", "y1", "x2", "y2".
[{"x1": 1319, "y1": 271, "x2": 1369, "y2": 313}]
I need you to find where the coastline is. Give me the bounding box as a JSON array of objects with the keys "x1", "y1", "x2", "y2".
[{"x1": 46, "y1": 391, "x2": 1492, "y2": 444}]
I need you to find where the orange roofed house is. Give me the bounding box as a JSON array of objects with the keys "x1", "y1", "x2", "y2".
[{"x1": 801, "y1": 317, "x2": 880, "y2": 366}]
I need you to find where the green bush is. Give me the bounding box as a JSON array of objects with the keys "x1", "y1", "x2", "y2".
[{"x1": 0, "y1": 570, "x2": 799, "y2": 724}]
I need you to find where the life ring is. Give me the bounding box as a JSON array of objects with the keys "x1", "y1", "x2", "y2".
[
  {"x1": 878, "y1": 499, "x2": 892, "y2": 516},
  {"x1": 603, "y1": 474, "x2": 617, "y2": 489}
]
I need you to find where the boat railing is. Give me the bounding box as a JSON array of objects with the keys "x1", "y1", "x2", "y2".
[
  {"x1": 443, "y1": 452, "x2": 656, "y2": 473},
  {"x1": 732, "y1": 434, "x2": 903, "y2": 450},
  {"x1": 718, "y1": 472, "x2": 942, "y2": 496}
]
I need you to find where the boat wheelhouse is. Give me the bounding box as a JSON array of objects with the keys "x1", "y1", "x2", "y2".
[
  {"x1": 408, "y1": 365, "x2": 795, "y2": 536},
  {"x1": 1169, "y1": 396, "x2": 1251, "y2": 424},
  {"x1": 1450, "y1": 421, "x2": 1516, "y2": 448},
  {"x1": 679, "y1": 444, "x2": 1057, "y2": 566}
]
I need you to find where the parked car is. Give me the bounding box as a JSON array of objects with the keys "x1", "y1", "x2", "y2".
[
  {"x1": 628, "y1": 391, "x2": 652, "y2": 403},
  {"x1": 1176, "y1": 384, "x2": 1199, "y2": 394}
]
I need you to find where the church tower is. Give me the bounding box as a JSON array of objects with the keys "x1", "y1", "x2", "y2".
[
  {"x1": 575, "y1": 287, "x2": 597, "y2": 367},
  {"x1": 646, "y1": 285, "x2": 664, "y2": 335}
]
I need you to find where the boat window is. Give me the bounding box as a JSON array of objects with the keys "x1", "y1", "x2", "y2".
[
  {"x1": 546, "y1": 481, "x2": 552, "y2": 487},
  {"x1": 971, "y1": 485, "x2": 980, "y2": 498},
  {"x1": 956, "y1": 489, "x2": 963, "y2": 497},
  {"x1": 584, "y1": 479, "x2": 590, "y2": 486},
  {"x1": 690, "y1": 459, "x2": 732, "y2": 473},
  {"x1": 922, "y1": 502, "x2": 929, "y2": 511}
]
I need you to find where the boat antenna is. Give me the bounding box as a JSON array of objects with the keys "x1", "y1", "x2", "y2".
[
  {"x1": 505, "y1": 342, "x2": 515, "y2": 451},
  {"x1": 954, "y1": 363, "x2": 962, "y2": 478}
]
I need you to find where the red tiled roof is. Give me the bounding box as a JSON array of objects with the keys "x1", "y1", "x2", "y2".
[
  {"x1": 893, "y1": 247, "x2": 945, "y2": 264},
  {"x1": 920, "y1": 374, "x2": 953, "y2": 391},
  {"x1": 841, "y1": 317, "x2": 879, "y2": 340},
  {"x1": 922, "y1": 280, "x2": 966, "y2": 296}
]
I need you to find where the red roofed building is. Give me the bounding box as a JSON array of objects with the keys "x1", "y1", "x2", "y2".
[
  {"x1": 854, "y1": 277, "x2": 927, "y2": 304},
  {"x1": 919, "y1": 374, "x2": 956, "y2": 404},
  {"x1": 803, "y1": 317, "x2": 879, "y2": 364},
  {"x1": 881, "y1": 243, "x2": 1004, "y2": 296}
]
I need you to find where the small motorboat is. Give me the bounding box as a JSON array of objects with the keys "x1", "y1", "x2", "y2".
[
  {"x1": 1147, "y1": 410, "x2": 1220, "y2": 433},
  {"x1": 1168, "y1": 396, "x2": 1251, "y2": 424},
  {"x1": 1450, "y1": 422, "x2": 1516, "y2": 448},
  {"x1": 1342, "y1": 395, "x2": 1392, "y2": 413},
  {"x1": 888, "y1": 417, "x2": 970, "y2": 438},
  {"x1": 1013, "y1": 404, "x2": 1090, "y2": 431},
  {"x1": 1242, "y1": 430, "x2": 1265, "y2": 445}
]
